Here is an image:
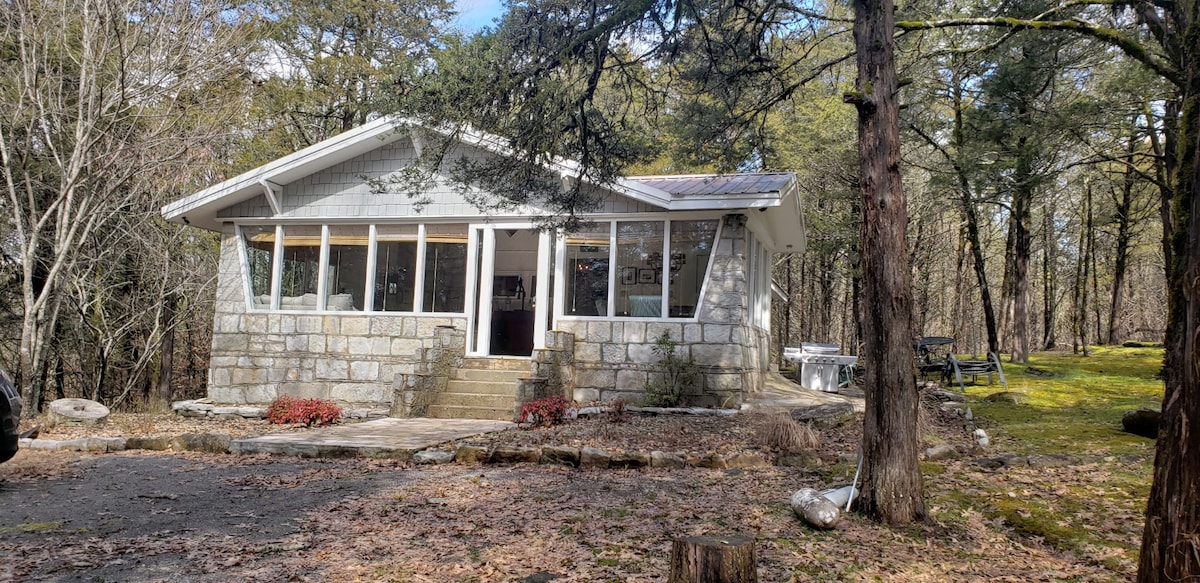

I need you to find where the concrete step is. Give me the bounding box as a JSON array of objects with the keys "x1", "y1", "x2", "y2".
[
  {"x1": 452, "y1": 368, "x2": 526, "y2": 383},
  {"x1": 426, "y1": 404, "x2": 515, "y2": 421},
  {"x1": 444, "y1": 379, "x2": 517, "y2": 396},
  {"x1": 459, "y1": 357, "x2": 530, "y2": 372},
  {"x1": 430, "y1": 391, "x2": 515, "y2": 408}
]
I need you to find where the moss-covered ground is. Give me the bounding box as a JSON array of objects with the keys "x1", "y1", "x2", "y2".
[{"x1": 925, "y1": 345, "x2": 1163, "y2": 578}]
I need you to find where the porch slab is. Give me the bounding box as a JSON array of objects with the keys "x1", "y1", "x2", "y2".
[
  {"x1": 230, "y1": 417, "x2": 515, "y2": 460},
  {"x1": 747, "y1": 372, "x2": 865, "y2": 413}
]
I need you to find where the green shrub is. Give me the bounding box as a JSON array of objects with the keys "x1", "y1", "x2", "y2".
[{"x1": 643, "y1": 331, "x2": 699, "y2": 407}]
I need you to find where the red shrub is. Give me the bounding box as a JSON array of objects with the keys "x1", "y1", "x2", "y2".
[
  {"x1": 518, "y1": 395, "x2": 570, "y2": 427},
  {"x1": 266, "y1": 395, "x2": 342, "y2": 426}
]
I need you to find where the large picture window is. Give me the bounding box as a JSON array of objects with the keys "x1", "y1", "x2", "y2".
[
  {"x1": 242, "y1": 222, "x2": 468, "y2": 314},
  {"x1": 560, "y1": 218, "x2": 719, "y2": 320},
  {"x1": 242, "y1": 226, "x2": 275, "y2": 306},
  {"x1": 375, "y1": 225, "x2": 418, "y2": 312},
  {"x1": 280, "y1": 226, "x2": 321, "y2": 310},
  {"x1": 423, "y1": 224, "x2": 468, "y2": 313},
  {"x1": 668, "y1": 220, "x2": 718, "y2": 318},
  {"x1": 326, "y1": 226, "x2": 367, "y2": 311},
  {"x1": 616, "y1": 221, "x2": 664, "y2": 317},
  {"x1": 563, "y1": 224, "x2": 611, "y2": 316}
]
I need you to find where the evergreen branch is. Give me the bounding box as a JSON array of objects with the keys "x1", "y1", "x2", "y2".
[{"x1": 894, "y1": 17, "x2": 1181, "y2": 86}]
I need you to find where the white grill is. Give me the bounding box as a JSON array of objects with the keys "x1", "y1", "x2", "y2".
[{"x1": 784, "y1": 343, "x2": 858, "y2": 392}]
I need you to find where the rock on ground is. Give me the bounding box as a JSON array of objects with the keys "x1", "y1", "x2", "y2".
[
  {"x1": 1121, "y1": 409, "x2": 1161, "y2": 439},
  {"x1": 791, "y1": 488, "x2": 840, "y2": 529},
  {"x1": 790, "y1": 402, "x2": 856, "y2": 430},
  {"x1": 48, "y1": 398, "x2": 110, "y2": 425}
]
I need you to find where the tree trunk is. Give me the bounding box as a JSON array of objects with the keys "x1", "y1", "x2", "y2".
[
  {"x1": 1009, "y1": 128, "x2": 1034, "y2": 364},
  {"x1": 1089, "y1": 194, "x2": 1102, "y2": 344},
  {"x1": 847, "y1": 0, "x2": 926, "y2": 525},
  {"x1": 1138, "y1": 22, "x2": 1200, "y2": 581},
  {"x1": 999, "y1": 214, "x2": 1016, "y2": 354},
  {"x1": 156, "y1": 294, "x2": 177, "y2": 405},
  {"x1": 668, "y1": 536, "x2": 757, "y2": 583},
  {"x1": 1074, "y1": 184, "x2": 1093, "y2": 357},
  {"x1": 1042, "y1": 196, "x2": 1058, "y2": 349},
  {"x1": 1108, "y1": 127, "x2": 1139, "y2": 345}
]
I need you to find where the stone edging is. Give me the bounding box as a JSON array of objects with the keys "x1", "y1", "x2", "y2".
[
  {"x1": 17, "y1": 432, "x2": 778, "y2": 470},
  {"x1": 415, "y1": 444, "x2": 772, "y2": 470},
  {"x1": 18, "y1": 433, "x2": 234, "y2": 455},
  {"x1": 172, "y1": 399, "x2": 389, "y2": 421}
]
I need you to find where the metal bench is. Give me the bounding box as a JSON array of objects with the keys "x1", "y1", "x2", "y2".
[{"x1": 946, "y1": 352, "x2": 1007, "y2": 393}]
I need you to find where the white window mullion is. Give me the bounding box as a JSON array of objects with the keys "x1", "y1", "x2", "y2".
[
  {"x1": 553, "y1": 231, "x2": 566, "y2": 323},
  {"x1": 608, "y1": 220, "x2": 617, "y2": 318},
  {"x1": 316, "y1": 225, "x2": 330, "y2": 310},
  {"x1": 270, "y1": 225, "x2": 284, "y2": 310},
  {"x1": 661, "y1": 219, "x2": 670, "y2": 318},
  {"x1": 414, "y1": 224, "x2": 427, "y2": 313},
  {"x1": 477, "y1": 228, "x2": 497, "y2": 354},
  {"x1": 464, "y1": 227, "x2": 482, "y2": 353},
  {"x1": 533, "y1": 229, "x2": 552, "y2": 349},
  {"x1": 364, "y1": 224, "x2": 378, "y2": 312}
]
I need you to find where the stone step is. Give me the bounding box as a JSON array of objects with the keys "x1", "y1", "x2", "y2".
[
  {"x1": 458, "y1": 357, "x2": 530, "y2": 372},
  {"x1": 452, "y1": 368, "x2": 526, "y2": 383},
  {"x1": 425, "y1": 404, "x2": 515, "y2": 422},
  {"x1": 444, "y1": 378, "x2": 517, "y2": 396},
  {"x1": 430, "y1": 391, "x2": 515, "y2": 408}
]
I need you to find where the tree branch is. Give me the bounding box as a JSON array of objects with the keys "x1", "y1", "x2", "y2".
[{"x1": 895, "y1": 17, "x2": 1182, "y2": 86}]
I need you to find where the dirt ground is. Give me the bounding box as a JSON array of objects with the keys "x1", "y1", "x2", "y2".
[{"x1": 0, "y1": 405, "x2": 1134, "y2": 583}]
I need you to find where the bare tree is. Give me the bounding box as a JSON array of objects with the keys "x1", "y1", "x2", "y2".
[{"x1": 0, "y1": 0, "x2": 256, "y2": 409}]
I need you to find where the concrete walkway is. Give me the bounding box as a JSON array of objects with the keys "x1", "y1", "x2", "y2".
[
  {"x1": 231, "y1": 417, "x2": 515, "y2": 460},
  {"x1": 746, "y1": 372, "x2": 865, "y2": 413}
]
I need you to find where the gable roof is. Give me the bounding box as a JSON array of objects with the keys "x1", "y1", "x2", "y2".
[{"x1": 162, "y1": 116, "x2": 804, "y2": 251}]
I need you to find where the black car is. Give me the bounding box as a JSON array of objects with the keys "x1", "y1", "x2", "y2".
[{"x1": 1, "y1": 369, "x2": 21, "y2": 463}]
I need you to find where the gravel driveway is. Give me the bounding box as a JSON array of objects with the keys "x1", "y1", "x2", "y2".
[{"x1": 0, "y1": 453, "x2": 403, "y2": 582}]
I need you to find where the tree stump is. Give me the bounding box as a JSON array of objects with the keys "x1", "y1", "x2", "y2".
[
  {"x1": 668, "y1": 535, "x2": 757, "y2": 583},
  {"x1": 48, "y1": 398, "x2": 110, "y2": 426}
]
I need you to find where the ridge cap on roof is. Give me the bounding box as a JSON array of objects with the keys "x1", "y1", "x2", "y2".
[{"x1": 628, "y1": 171, "x2": 793, "y2": 180}]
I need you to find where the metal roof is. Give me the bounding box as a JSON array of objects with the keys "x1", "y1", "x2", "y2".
[{"x1": 629, "y1": 173, "x2": 796, "y2": 197}]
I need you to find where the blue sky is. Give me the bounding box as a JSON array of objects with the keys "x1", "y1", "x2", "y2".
[{"x1": 453, "y1": 0, "x2": 506, "y2": 33}]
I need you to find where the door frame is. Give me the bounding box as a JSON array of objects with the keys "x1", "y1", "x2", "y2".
[{"x1": 466, "y1": 223, "x2": 553, "y2": 357}]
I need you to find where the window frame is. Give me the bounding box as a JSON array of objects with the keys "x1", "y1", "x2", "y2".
[
  {"x1": 553, "y1": 216, "x2": 723, "y2": 322},
  {"x1": 238, "y1": 221, "x2": 471, "y2": 315}
]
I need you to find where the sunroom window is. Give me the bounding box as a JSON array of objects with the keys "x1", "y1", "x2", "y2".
[
  {"x1": 563, "y1": 224, "x2": 611, "y2": 316},
  {"x1": 326, "y1": 226, "x2": 367, "y2": 311},
  {"x1": 616, "y1": 221, "x2": 664, "y2": 317},
  {"x1": 560, "y1": 218, "x2": 719, "y2": 319},
  {"x1": 279, "y1": 226, "x2": 321, "y2": 310},
  {"x1": 242, "y1": 226, "x2": 275, "y2": 308},
  {"x1": 423, "y1": 224, "x2": 468, "y2": 313},
  {"x1": 668, "y1": 219, "x2": 718, "y2": 317},
  {"x1": 374, "y1": 225, "x2": 418, "y2": 312}
]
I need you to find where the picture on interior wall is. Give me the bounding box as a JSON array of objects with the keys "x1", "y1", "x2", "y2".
[
  {"x1": 638, "y1": 269, "x2": 655, "y2": 284},
  {"x1": 621, "y1": 267, "x2": 637, "y2": 285}
]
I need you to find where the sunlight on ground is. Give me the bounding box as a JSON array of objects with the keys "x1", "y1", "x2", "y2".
[{"x1": 924, "y1": 345, "x2": 1163, "y2": 580}]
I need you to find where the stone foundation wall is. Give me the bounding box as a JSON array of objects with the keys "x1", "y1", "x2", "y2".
[
  {"x1": 560, "y1": 222, "x2": 769, "y2": 408},
  {"x1": 207, "y1": 228, "x2": 466, "y2": 407}
]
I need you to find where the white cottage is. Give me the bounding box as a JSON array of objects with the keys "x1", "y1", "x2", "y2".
[{"x1": 162, "y1": 117, "x2": 805, "y2": 420}]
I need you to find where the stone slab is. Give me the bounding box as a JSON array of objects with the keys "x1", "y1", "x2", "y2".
[{"x1": 230, "y1": 418, "x2": 515, "y2": 461}]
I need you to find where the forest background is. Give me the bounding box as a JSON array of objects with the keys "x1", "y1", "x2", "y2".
[
  {"x1": 0, "y1": 0, "x2": 1169, "y2": 414},
  {"x1": 4, "y1": 0, "x2": 1194, "y2": 578}
]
